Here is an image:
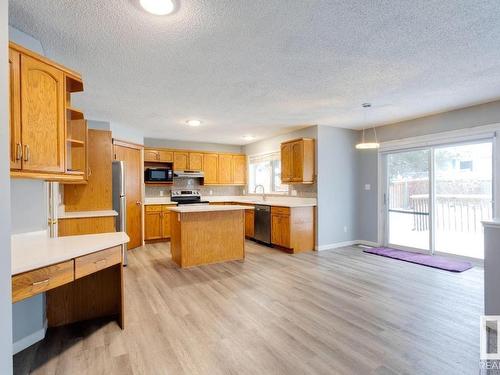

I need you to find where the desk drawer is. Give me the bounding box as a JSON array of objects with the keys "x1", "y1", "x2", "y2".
[
  {"x1": 75, "y1": 246, "x2": 122, "y2": 279},
  {"x1": 12, "y1": 261, "x2": 74, "y2": 303}
]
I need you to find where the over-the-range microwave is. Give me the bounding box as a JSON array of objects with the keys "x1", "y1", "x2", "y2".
[{"x1": 144, "y1": 167, "x2": 173, "y2": 183}]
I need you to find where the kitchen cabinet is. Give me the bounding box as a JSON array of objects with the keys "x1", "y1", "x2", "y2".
[
  {"x1": 174, "y1": 152, "x2": 188, "y2": 170},
  {"x1": 280, "y1": 138, "x2": 314, "y2": 184},
  {"x1": 63, "y1": 130, "x2": 112, "y2": 210},
  {"x1": 189, "y1": 152, "x2": 203, "y2": 171},
  {"x1": 143, "y1": 147, "x2": 246, "y2": 185},
  {"x1": 280, "y1": 143, "x2": 291, "y2": 183},
  {"x1": 245, "y1": 209, "x2": 255, "y2": 238},
  {"x1": 232, "y1": 155, "x2": 246, "y2": 185},
  {"x1": 145, "y1": 204, "x2": 174, "y2": 241},
  {"x1": 271, "y1": 206, "x2": 314, "y2": 253},
  {"x1": 161, "y1": 205, "x2": 172, "y2": 238},
  {"x1": 9, "y1": 42, "x2": 86, "y2": 182},
  {"x1": 21, "y1": 54, "x2": 65, "y2": 173},
  {"x1": 144, "y1": 149, "x2": 173, "y2": 162},
  {"x1": 218, "y1": 154, "x2": 233, "y2": 184},
  {"x1": 203, "y1": 153, "x2": 218, "y2": 184},
  {"x1": 145, "y1": 206, "x2": 162, "y2": 240},
  {"x1": 9, "y1": 49, "x2": 21, "y2": 170}
]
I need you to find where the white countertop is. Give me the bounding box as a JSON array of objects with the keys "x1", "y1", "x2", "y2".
[
  {"x1": 169, "y1": 205, "x2": 253, "y2": 213},
  {"x1": 11, "y1": 231, "x2": 130, "y2": 275},
  {"x1": 59, "y1": 210, "x2": 118, "y2": 219},
  {"x1": 144, "y1": 196, "x2": 316, "y2": 207},
  {"x1": 483, "y1": 219, "x2": 500, "y2": 228}
]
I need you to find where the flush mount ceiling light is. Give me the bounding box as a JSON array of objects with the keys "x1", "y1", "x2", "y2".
[
  {"x1": 355, "y1": 103, "x2": 380, "y2": 150},
  {"x1": 242, "y1": 135, "x2": 256, "y2": 141},
  {"x1": 140, "y1": 0, "x2": 175, "y2": 15},
  {"x1": 186, "y1": 119, "x2": 202, "y2": 127}
]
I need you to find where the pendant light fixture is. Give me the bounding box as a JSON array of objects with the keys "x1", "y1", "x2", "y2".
[{"x1": 356, "y1": 103, "x2": 380, "y2": 150}]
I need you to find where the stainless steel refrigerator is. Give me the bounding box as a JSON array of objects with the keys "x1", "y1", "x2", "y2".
[{"x1": 112, "y1": 161, "x2": 128, "y2": 266}]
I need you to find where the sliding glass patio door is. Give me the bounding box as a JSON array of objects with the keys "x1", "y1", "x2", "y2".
[
  {"x1": 386, "y1": 149, "x2": 431, "y2": 252},
  {"x1": 384, "y1": 141, "x2": 493, "y2": 259},
  {"x1": 434, "y1": 142, "x2": 493, "y2": 259}
]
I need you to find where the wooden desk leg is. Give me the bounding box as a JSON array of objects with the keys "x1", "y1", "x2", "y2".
[{"x1": 47, "y1": 263, "x2": 124, "y2": 328}]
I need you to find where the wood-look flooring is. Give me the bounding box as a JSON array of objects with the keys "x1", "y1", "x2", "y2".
[{"x1": 14, "y1": 241, "x2": 483, "y2": 375}]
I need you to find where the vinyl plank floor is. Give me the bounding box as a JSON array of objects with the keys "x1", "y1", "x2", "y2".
[{"x1": 14, "y1": 241, "x2": 483, "y2": 375}]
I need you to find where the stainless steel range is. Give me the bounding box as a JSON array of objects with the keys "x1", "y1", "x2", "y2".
[{"x1": 170, "y1": 190, "x2": 209, "y2": 205}]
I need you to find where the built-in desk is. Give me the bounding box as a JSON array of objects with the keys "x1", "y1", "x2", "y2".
[{"x1": 11, "y1": 231, "x2": 129, "y2": 328}]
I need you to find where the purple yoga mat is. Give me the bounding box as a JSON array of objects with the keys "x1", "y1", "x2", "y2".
[{"x1": 363, "y1": 247, "x2": 473, "y2": 272}]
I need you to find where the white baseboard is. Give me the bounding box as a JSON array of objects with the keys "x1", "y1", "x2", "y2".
[
  {"x1": 13, "y1": 319, "x2": 47, "y2": 355},
  {"x1": 315, "y1": 240, "x2": 380, "y2": 251}
]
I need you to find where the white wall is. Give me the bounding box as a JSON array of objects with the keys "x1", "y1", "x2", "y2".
[
  {"x1": 244, "y1": 126, "x2": 318, "y2": 157},
  {"x1": 1, "y1": 0, "x2": 13, "y2": 372},
  {"x1": 110, "y1": 121, "x2": 144, "y2": 145}
]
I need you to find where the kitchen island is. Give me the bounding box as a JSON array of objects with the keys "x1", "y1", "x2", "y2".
[{"x1": 169, "y1": 205, "x2": 251, "y2": 268}]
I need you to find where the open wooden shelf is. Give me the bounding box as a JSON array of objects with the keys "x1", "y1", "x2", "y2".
[
  {"x1": 67, "y1": 138, "x2": 85, "y2": 146},
  {"x1": 67, "y1": 107, "x2": 84, "y2": 120},
  {"x1": 66, "y1": 75, "x2": 84, "y2": 93}
]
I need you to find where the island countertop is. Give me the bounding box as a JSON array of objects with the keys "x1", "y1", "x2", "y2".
[{"x1": 168, "y1": 204, "x2": 253, "y2": 213}]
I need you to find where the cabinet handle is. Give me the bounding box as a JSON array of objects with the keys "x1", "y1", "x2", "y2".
[
  {"x1": 88, "y1": 167, "x2": 92, "y2": 177},
  {"x1": 16, "y1": 143, "x2": 22, "y2": 161},
  {"x1": 23, "y1": 145, "x2": 30, "y2": 162},
  {"x1": 32, "y1": 279, "x2": 49, "y2": 286}
]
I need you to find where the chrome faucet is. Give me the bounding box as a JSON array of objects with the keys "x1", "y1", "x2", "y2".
[{"x1": 254, "y1": 184, "x2": 266, "y2": 201}]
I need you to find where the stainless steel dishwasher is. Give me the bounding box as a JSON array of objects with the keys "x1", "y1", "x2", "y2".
[{"x1": 254, "y1": 205, "x2": 271, "y2": 245}]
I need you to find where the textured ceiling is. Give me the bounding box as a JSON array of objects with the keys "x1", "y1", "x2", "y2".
[{"x1": 9, "y1": 0, "x2": 500, "y2": 144}]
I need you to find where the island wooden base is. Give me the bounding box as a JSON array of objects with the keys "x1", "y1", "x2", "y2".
[{"x1": 170, "y1": 210, "x2": 245, "y2": 268}]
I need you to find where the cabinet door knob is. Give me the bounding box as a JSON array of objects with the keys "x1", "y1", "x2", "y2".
[
  {"x1": 23, "y1": 145, "x2": 30, "y2": 162},
  {"x1": 16, "y1": 143, "x2": 22, "y2": 161},
  {"x1": 136, "y1": 201, "x2": 142, "y2": 206}
]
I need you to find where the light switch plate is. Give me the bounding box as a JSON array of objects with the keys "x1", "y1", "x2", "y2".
[{"x1": 364, "y1": 184, "x2": 371, "y2": 191}]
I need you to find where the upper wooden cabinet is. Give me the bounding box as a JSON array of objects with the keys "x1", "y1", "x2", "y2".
[
  {"x1": 20, "y1": 55, "x2": 65, "y2": 173},
  {"x1": 218, "y1": 154, "x2": 233, "y2": 184},
  {"x1": 281, "y1": 138, "x2": 314, "y2": 184},
  {"x1": 232, "y1": 155, "x2": 246, "y2": 185},
  {"x1": 144, "y1": 149, "x2": 173, "y2": 162},
  {"x1": 188, "y1": 153, "x2": 203, "y2": 171},
  {"x1": 143, "y1": 147, "x2": 246, "y2": 185},
  {"x1": 203, "y1": 153, "x2": 218, "y2": 184},
  {"x1": 9, "y1": 49, "x2": 21, "y2": 170},
  {"x1": 173, "y1": 152, "x2": 188, "y2": 170},
  {"x1": 8, "y1": 42, "x2": 86, "y2": 182}
]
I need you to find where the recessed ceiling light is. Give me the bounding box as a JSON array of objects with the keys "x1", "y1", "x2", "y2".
[
  {"x1": 186, "y1": 119, "x2": 202, "y2": 127},
  {"x1": 242, "y1": 135, "x2": 256, "y2": 141},
  {"x1": 140, "y1": 0, "x2": 175, "y2": 15}
]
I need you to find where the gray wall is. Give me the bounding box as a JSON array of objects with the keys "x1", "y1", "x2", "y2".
[
  {"x1": 357, "y1": 99, "x2": 500, "y2": 244},
  {"x1": 316, "y1": 126, "x2": 359, "y2": 247},
  {"x1": 145, "y1": 138, "x2": 243, "y2": 153},
  {"x1": 1, "y1": 0, "x2": 13, "y2": 370},
  {"x1": 10, "y1": 180, "x2": 47, "y2": 234}
]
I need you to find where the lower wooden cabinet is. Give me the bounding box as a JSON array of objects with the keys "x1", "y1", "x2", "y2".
[
  {"x1": 145, "y1": 204, "x2": 175, "y2": 241},
  {"x1": 271, "y1": 206, "x2": 314, "y2": 253},
  {"x1": 12, "y1": 260, "x2": 74, "y2": 303},
  {"x1": 245, "y1": 209, "x2": 254, "y2": 238}
]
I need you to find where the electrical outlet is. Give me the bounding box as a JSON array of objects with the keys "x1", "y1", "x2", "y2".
[
  {"x1": 291, "y1": 189, "x2": 298, "y2": 196},
  {"x1": 344, "y1": 226, "x2": 348, "y2": 233},
  {"x1": 209, "y1": 190, "x2": 213, "y2": 195},
  {"x1": 159, "y1": 190, "x2": 164, "y2": 197}
]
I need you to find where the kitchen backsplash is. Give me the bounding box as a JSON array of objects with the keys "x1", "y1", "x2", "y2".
[{"x1": 145, "y1": 178, "x2": 317, "y2": 198}]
